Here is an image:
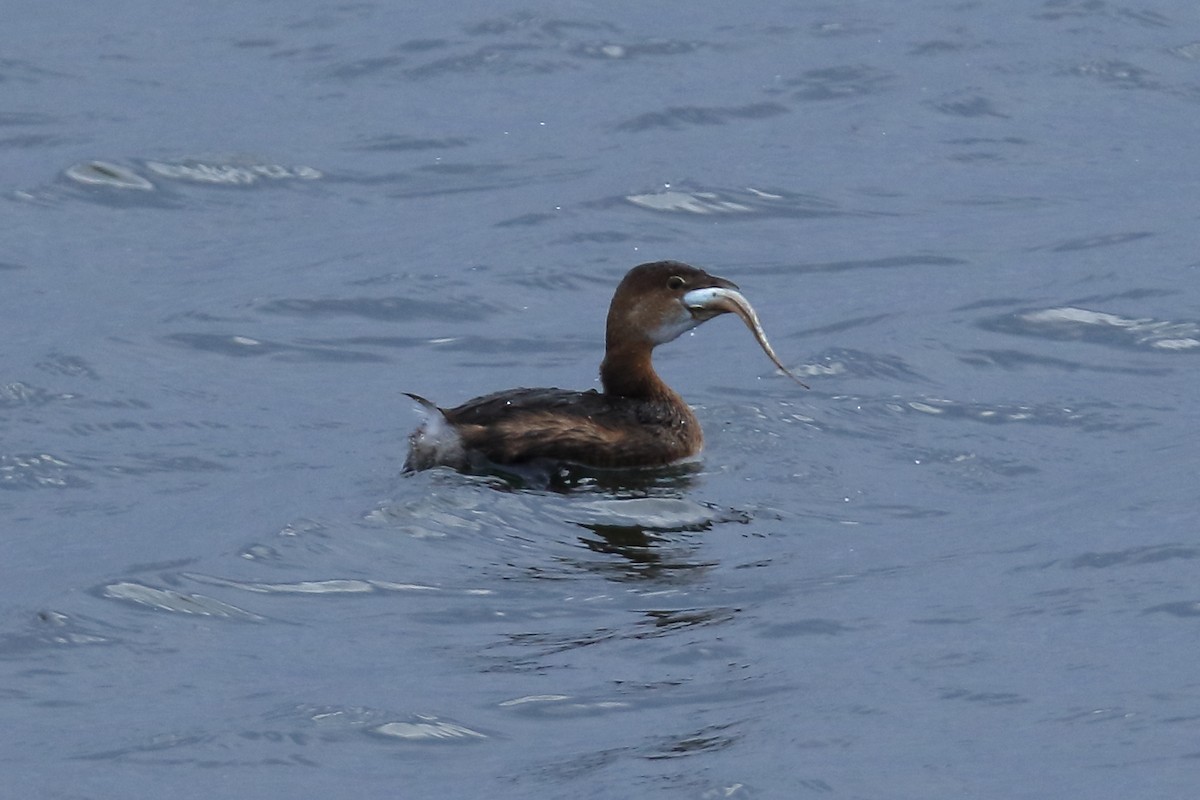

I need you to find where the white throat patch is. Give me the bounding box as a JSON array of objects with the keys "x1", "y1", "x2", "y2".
[{"x1": 647, "y1": 305, "x2": 700, "y2": 344}]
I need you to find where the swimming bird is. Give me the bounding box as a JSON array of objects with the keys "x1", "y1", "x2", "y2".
[{"x1": 404, "y1": 260, "x2": 805, "y2": 472}]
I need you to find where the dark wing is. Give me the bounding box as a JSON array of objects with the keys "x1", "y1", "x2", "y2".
[
  {"x1": 443, "y1": 388, "x2": 695, "y2": 467},
  {"x1": 444, "y1": 388, "x2": 610, "y2": 426}
]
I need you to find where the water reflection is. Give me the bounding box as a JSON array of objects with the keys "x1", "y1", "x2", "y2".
[
  {"x1": 432, "y1": 454, "x2": 705, "y2": 494},
  {"x1": 574, "y1": 523, "x2": 714, "y2": 582}
]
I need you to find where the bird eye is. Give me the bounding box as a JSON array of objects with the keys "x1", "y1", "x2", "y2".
[{"x1": 667, "y1": 275, "x2": 686, "y2": 290}]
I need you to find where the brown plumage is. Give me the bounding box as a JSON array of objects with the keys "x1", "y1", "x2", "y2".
[{"x1": 404, "y1": 260, "x2": 805, "y2": 472}]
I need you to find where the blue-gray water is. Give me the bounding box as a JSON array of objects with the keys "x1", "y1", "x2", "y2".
[{"x1": 4, "y1": 2, "x2": 1199, "y2": 797}]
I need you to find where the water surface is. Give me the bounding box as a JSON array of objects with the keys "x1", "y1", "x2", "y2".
[{"x1": 4, "y1": 1, "x2": 1200, "y2": 798}]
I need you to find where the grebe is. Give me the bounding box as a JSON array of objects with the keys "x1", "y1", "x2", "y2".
[{"x1": 404, "y1": 261, "x2": 806, "y2": 472}]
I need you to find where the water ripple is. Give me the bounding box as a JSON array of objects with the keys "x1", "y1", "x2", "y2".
[
  {"x1": 1037, "y1": 231, "x2": 1154, "y2": 252},
  {"x1": 144, "y1": 160, "x2": 322, "y2": 185},
  {"x1": 896, "y1": 396, "x2": 1132, "y2": 430},
  {"x1": 1143, "y1": 601, "x2": 1200, "y2": 618},
  {"x1": 827, "y1": 395, "x2": 1141, "y2": 435},
  {"x1": 298, "y1": 705, "x2": 490, "y2": 745},
  {"x1": 498, "y1": 693, "x2": 630, "y2": 717},
  {"x1": 779, "y1": 65, "x2": 895, "y2": 101},
  {"x1": 351, "y1": 134, "x2": 471, "y2": 152},
  {"x1": 622, "y1": 185, "x2": 854, "y2": 219},
  {"x1": 1069, "y1": 544, "x2": 1199, "y2": 569},
  {"x1": 164, "y1": 332, "x2": 387, "y2": 362},
  {"x1": 926, "y1": 92, "x2": 1010, "y2": 118},
  {"x1": 565, "y1": 497, "x2": 737, "y2": 532},
  {"x1": 257, "y1": 295, "x2": 495, "y2": 322},
  {"x1": 800, "y1": 348, "x2": 927, "y2": 382},
  {"x1": 616, "y1": 102, "x2": 788, "y2": 132},
  {"x1": 184, "y1": 572, "x2": 489, "y2": 598},
  {"x1": 404, "y1": 43, "x2": 571, "y2": 80},
  {"x1": 101, "y1": 454, "x2": 229, "y2": 476},
  {"x1": 99, "y1": 581, "x2": 263, "y2": 620},
  {"x1": 370, "y1": 716, "x2": 488, "y2": 743},
  {"x1": 0, "y1": 381, "x2": 75, "y2": 409},
  {"x1": 750, "y1": 254, "x2": 968, "y2": 274},
  {"x1": 63, "y1": 161, "x2": 153, "y2": 191},
  {"x1": 1033, "y1": 4, "x2": 1171, "y2": 26},
  {"x1": 983, "y1": 307, "x2": 1200, "y2": 352},
  {"x1": 641, "y1": 723, "x2": 740, "y2": 760},
  {"x1": 959, "y1": 349, "x2": 1170, "y2": 376},
  {"x1": 0, "y1": 611, "x2": 113, "y2": 657},
  {"x1": 62, "y1": 159, "x2": 322, "y2": 190},
  {"x1": 1067, "y1": 60, "x2": 1159, "y2": 90},
  {"x1": 571, "y1": 39, "x2": 709, "y2": 61},
  {"x1": 0, "y1": 452, "x2": 88, "y2": 490}
]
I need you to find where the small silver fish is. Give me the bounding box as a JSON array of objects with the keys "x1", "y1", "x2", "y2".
[{"x1": 683, "y1": 286, "x2": 809, "y2": 388}]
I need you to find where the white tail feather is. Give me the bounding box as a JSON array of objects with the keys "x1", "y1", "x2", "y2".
[{"x1": 403, "y1": 393, "x2": 465, "y2": 471}]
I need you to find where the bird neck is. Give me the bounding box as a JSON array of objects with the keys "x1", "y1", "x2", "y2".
[{"x1": 600, "y1": 342, "x2": 677, "y2": 401}]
